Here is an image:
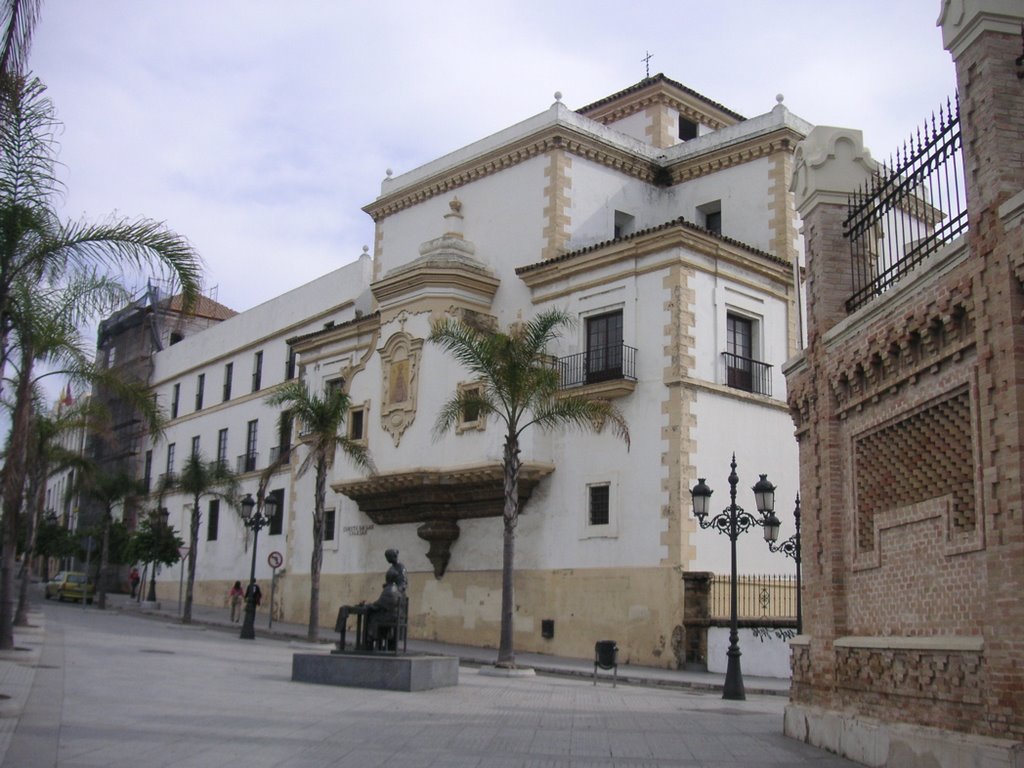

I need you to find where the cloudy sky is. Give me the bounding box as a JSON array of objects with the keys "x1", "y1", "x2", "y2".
[{"x1": 29, "y1": 1, "x2": 956, "y2": 315}]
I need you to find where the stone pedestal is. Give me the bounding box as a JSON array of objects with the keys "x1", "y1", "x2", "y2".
[{"x1": 291, "y1": 652, "x2": 458, "y2": 692}]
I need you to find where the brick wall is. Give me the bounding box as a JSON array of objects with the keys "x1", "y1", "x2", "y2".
[{"x1": 785, "y1": 3, "x2": 1024, "y2": 751}]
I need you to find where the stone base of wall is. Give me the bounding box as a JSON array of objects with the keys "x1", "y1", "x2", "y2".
[{"x1": 784, "y1": 703, "x2": 1024, "y2": 768}]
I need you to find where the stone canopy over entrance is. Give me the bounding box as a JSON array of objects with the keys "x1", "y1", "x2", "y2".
[{"x1": 334, "y1": 462, "x2": 554, "y2": 577}]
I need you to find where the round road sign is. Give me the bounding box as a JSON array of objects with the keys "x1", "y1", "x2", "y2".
[{"x1": 267, "y1": 551, "x2": 283, "y2": 569}]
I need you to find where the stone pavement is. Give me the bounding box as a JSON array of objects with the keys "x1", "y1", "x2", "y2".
[
  {"x1": 110, "y1": 592, "x2": 793, "y2": 697},
  {"x1": 0, "y1": 589, "x2": 858, "y2": 767}
]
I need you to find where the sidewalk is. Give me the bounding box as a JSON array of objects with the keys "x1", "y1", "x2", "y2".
[{"x1": 108, "y1": 591, "x2": 791, "y2": 697}]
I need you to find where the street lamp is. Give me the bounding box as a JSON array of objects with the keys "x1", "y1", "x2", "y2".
[
  {"x1": 762, "y1": 494, "x2": 802, "y2": 634},
  {"x1": 239, "y1": 492, "x2": 278, "y2": 640},
  {"x1": 690, "y1": 455, "x2": 776, "y2": 701},
  {"x1": 146, "y1": 507, "x2": 170, "y2": 602}
]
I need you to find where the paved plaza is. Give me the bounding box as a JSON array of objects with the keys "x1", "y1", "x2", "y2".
[{"x1": 0, "y1": 594, "x2": 857, "y2": 768}]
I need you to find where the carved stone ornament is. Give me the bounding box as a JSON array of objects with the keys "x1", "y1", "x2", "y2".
[{"x1": 379, "y1": 330, "x2": 423, "y2": 447}]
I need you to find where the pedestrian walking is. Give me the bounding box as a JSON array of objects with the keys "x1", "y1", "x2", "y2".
[
  {"x1": 129, "y1": 567, "x2": 140, "y2": 598},
  {"x1": 229, "y1": 580, "x2": 244, "y2": 622}
]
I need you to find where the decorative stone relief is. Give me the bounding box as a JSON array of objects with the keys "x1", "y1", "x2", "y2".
[{"x1": 379, "y1": 330, "x2": 423, "y2": 447}]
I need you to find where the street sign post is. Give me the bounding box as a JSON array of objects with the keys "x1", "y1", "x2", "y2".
[{"x1": 267, "y1": 551, "x2": 283, "y2": 628}]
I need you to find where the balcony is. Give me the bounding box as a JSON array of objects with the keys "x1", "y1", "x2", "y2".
[
  {"x1": 269, "y1": 445, "x2": 292, "y2": 465},
  {"x1": 556, "y1": 344, "x2": 637, "y2": 400},
  {"x1": 237, "y1": 453, "x2": 258, "y2": 474},
  {"x1": 721, "y1": 351, "x2": 772, "y2": 396}
]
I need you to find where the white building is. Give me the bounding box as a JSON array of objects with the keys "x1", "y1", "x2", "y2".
[{"x1": 80, "y1": 74, "x2": 807, "y2": 669}]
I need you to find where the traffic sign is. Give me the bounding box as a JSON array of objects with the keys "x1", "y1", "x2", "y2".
[{"x1": 267, "y1": 551, "x2": 283, "y2": 568}]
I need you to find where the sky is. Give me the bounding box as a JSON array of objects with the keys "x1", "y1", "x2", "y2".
[{"x1": 28, "y1": 1, "x2": 957, "y2": 316}]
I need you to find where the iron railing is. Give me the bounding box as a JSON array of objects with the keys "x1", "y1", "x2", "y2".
[
  {"x1": 844, "y1": 97, "x2": 967, "y2": 312},
  {"x1": 721, "y1": 351, "x2": 772, "y2": 396},
  {"x1": 237, "y1": 453, "x2": 258, "y2": 474},
  {"x1": 269, "y1": 445, "x2": 292, "y2": 464},
  {"x1": 557, "y1": 343, "x2": 637, "y2": 388},
  {"x1": 709, "y1": 573, "x2": 798, "y2": 620}
]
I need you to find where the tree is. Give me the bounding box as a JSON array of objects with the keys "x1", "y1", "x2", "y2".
[
  {"x1": 126, "y1": 513, "x2": 183, "y2": 601},
  {"x1": 265, "y1": 381, "x2": 373, "y2": 642},
  {"x1": 169, "y1": 454, "x2": 238, "y2": 624},
  {"x1": 34, "y1": 514, "x2": 75, "y2": 582},
  {"x1": 76, "y1": 468, "x2": 143, "y2": 609},
  {"x1": 429, "y1": 308, "x2": 630, "y2": 667},
  {"x1": 0, "y1": 5, "x2": 202, "y2": 648}
]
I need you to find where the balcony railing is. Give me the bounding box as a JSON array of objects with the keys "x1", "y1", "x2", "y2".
[
  {"x1": 721, "y1": 352, "x2": 772, "y2": 396},
  {"x1": 237, "y1": 453, "x2": 258, "y2": 474},
  {"x1": 269, "y1": 445, "x2": 292, "y2": 465},
  {"x1": 557, "y1": 344, "x2": 637, "y2": 389}
]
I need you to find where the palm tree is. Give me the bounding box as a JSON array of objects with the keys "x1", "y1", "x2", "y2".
[
  {"x1": 429, "y1": 308, "x2": 630, "y2": 667},
  {"x1": 170, "y1": 453, "x2": 239, "y2": 624},
  {"x1": 75, "y1": 467, "x2": 144, "y2": 610},
  {"x1": 265, "y1": 381, "x2": 373, "y2": 642},
  {"x1": 15, "y1": 400, "x2": 93, "y2": 624}
]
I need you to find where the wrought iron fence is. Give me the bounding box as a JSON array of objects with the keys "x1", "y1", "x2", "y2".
[
  {"x1": 557, "y1": 344, "x2": 637, "y2": 388},
  {"x1": 721, "y1": 351, "x2": 772, "y2": 396},
  {"x1": 844, "y1": 97, "x2": 967, "y2": 313},
  {"x1": 709, "y1": 573, "x2": 798, "y2": 620}
]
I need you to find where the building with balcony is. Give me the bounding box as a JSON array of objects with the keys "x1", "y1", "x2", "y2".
[{"x1": 73, "y1": 73, "x2": 807, "y2": 670}]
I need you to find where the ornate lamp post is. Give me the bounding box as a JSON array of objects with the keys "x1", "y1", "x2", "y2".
[
  {"x1": 690, "y1": 455, "x2": 777, "y2": 701},
  {"x1": 146, "y1": 507, "x2": 170, "y2": 602},
  {"x1": 239, "y1": 492, "x2": 277, "y2": 640},
  {"x1": 761, "y1": 494, "x2": 802, "y2": 633}
]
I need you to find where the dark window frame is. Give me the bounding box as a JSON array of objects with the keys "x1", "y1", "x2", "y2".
[
  {"x1": 589, "y1": 484, "x2": 610, "y2": 526},
  {"x1": 585, "y1": 311, "x2": 624, "y2": 384},
  {"x1": 207, "y1": 499, "x2": 220, "y2": 541}
]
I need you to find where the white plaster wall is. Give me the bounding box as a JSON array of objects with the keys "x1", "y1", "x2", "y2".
[
  {"x1": 668, "y1": 160, "x2": 774, "y2": 251},
  {"x1": 145, "y1": 256, "x2": 374, "y2": 589},
  {"x1": 689, "y1": 389, "x2": 799, "y2": 576},
  {"x1": 604, "y1": 111, "x2": 650, "y2": 145},
  {"x1": 689, "y1": 266, "x2": 791, "y2": 398},
  {"x1": 707, "y1": 626, "x2": 793, "y2": 679}
]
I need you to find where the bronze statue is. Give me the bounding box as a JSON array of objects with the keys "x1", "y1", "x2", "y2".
[{"x1": 335, "y1": 549, "x2": 409, "y2": 653}]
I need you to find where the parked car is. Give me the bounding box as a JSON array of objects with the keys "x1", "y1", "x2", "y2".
[{"x1": 44, "y1": 571, "x2": 94, "y2": 604}]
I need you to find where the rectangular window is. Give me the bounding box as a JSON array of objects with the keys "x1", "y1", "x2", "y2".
[
  {"x1": 143, "y1": 450, "x2": 153, "y2": 492},
  {"x1": 324, "y1": 508, "x2": 336, "y2": 541},
  {"x1": 726, "y1": 313, "x2": 754, "y2": 392},
  {"x1": 191, "y1": 435, "x2": 201, "y2": 458},
  {"x1": 242, "y1": 420, "x2": 258, "y2": 473},
  {"x1": 195, "y1": 373, "x2": 205, "y2": 411},
  {"x1": 613, "y1": 210, "x2": 635, "y2": 239},
  {"x1": 589, "y1": 484, "x2": 610, "y2": 526},
  {"x1": 252, "y1": 351, "x2": 263, "y2": 392},
  {"x1": 268, "y1": 488, "x2": 284, "y2": 535},
  {"x1": 217, "y1": 428, "x2": 229, "y2": 469},
  {"x1": 348, "y1": 406, "x2": 365, "y2": 441},
  {"x1": 223, "y1": 362, "x2": 233, "y2": 402},
  {"x1": 171, "y1": 383, "x2": 180, "y2": 419},
  {"x1": 286, "y1": 349, "x2": 298, "y2": 380},
  {"x1": 166, "y1": 443, "x2": 176, "y2": 476},
  {"x1": 207, "y1": 499, "x2": 219, "y2": 541},
  {"x1": 586, "y1": 311, "x2": 624, "y2": 383},
  {"x1": 698, "y1": 200, "x2": 722, "y2": 235},
  {"x1": 679, "y1": 116, "x2": 698, "y2": 141}
]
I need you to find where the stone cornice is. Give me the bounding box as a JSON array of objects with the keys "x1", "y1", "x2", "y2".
[
  {"x1": 371, "y1": 262, "x2": 500, "y2": 309},
  {"x1": 666, "y1": 126, "x2": 803, "y2": 184},
  {"x1": 584, "y1": 90, "x2": 734, "y2": 132},
  {"x1": 516, "y1": 218, "x2": 791, "y2": 292},
  {"x1": 364, "y1": 122, "x2": 802, "y2": 223}
]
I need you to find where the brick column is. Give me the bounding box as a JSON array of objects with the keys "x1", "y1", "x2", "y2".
[
  {"x1": 941, "y1": 0, "x2": 1024, "y2": 742},
  {"x1": 786, "y1": 127, "x2": 875, "y2": 706}
]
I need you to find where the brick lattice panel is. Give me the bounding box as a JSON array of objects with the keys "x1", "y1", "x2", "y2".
[
  {"x1": 854, "y1": 390, "x2": 975, "y2": 552},
  {"x1": 836, "y1": 646, "x2": 983, "y2": 707}
]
